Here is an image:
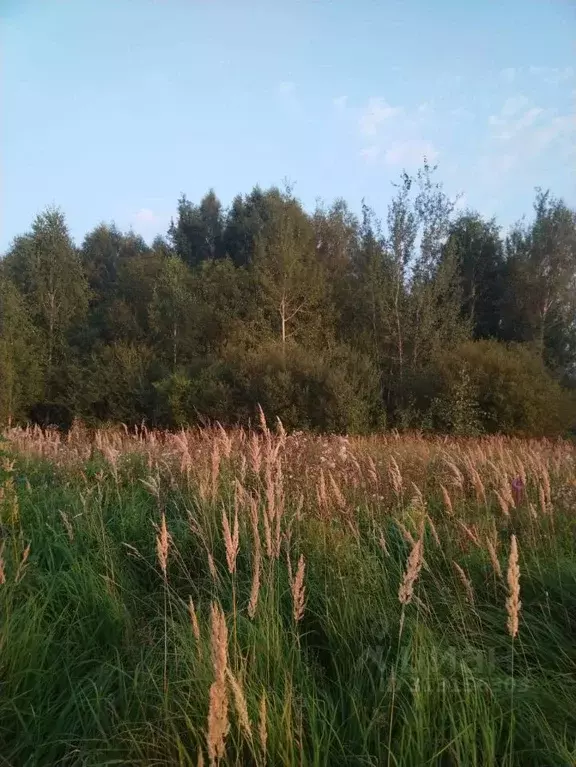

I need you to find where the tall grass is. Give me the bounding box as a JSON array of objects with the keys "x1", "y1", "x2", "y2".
[{"x1": 0, "y1": 424, "x2": 575, "y2": 765}]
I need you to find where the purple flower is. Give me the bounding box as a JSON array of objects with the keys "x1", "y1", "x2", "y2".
[{"x1": 511, "y1": 476, "x2": 525, "y2": 504}]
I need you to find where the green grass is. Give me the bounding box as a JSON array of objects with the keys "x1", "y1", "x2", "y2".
[{"x1": 0, "y1": 437, "x2": 575, "y2": 766}]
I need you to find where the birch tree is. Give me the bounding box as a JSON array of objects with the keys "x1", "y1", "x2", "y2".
[{"x1": 254, "y1": 191, "x2": 329, "y2": 356}]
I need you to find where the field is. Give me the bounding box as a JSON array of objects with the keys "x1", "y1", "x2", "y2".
[{"x1": 1, "y1": 421, "x2": 575, "y2": 766}]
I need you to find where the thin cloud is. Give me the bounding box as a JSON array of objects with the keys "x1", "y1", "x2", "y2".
[
  {"x1": 491, "y1": 154, "x2": 517, "y2": 175},
  {"x1": 384, "y1": 139, "x2": 438, "y2": 167},
  {"x1": 528, "y1": 65, "x2": 574, "y2": 84},
  {"x1": 490, "y1": 106, "x2": 544, "y2": 141},
  {"x1": 500, "y1": 67, "x2": 517, "y2": 83},
  {"x1": 531, "y1": 113, "x2": 576, "y2": 153},
  {"x1": 359, "y1": 97, "x2": 402, "y2": 137},
  {"x1": 360, "y1": 145, "x2": 381, "y2": 163},
  {"x1": 501, "y1": 95, "x2": 529, "y2": 117},
  {"x1": 333, "y1": 95, "x2": 348, "y2": 111},
  {"x1": 276, "y1": 81, "x2": 301, "y2": 116},
  {"x1": 484, "y1": 94, "x2": 576, "y2": 178},
  {"x1": 416, "y1": 102, "x2": 435, "y2": 121},
  {"x1": 514, "y1": 107, "x2": 544, "y2": 131},
  {"x1": 454, "y1": 192, "x2": 468, "y2": 211},
  {"x1": 450, "y1": 106, "x2": 475, "y2": 120},
  {"x1": 436, "y1": 73, "x2": 464, "y2": 90},
  {"x1": 278, "y1": 80, "x2": 296, "y2": 96},
  {"x1": 133, "y1": 208, "x2": 159, "y2": 225},
  {"x1": 131, "y1": 208, "x2": 170, "y2": 240},
  {"x1": 357, "y1": 99, "x2": 437, "y2": 169}
]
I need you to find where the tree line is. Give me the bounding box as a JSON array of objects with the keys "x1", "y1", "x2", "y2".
[{"x1": 1, "y1": 163, "x2": 575, "y2": 435}]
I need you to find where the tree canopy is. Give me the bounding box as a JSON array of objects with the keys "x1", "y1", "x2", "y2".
[{"x1": 1, "y1": 166, "x2": 575, "y2": 435}]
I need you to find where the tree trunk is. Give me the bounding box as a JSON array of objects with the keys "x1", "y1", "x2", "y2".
[
  {"x1": 173, "y1": 321, "x2": 178, "y2": 371},
  {"x1": 280, "y1": 295, "x2": 286, "y2": 352},
  {"x1": 394, "y1": 273, "x2": 404, "y2": 386},
  {"x1": 48, "y1": 291, "x2": 55, "y2": 377}
]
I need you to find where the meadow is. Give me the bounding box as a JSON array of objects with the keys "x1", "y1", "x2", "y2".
[{"x1": 1, "y1": 419, "x2": 575, "y2": 766}]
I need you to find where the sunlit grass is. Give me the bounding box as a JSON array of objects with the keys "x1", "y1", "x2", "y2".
[{"x1": 0, "y1": 424, "x2": 575, "y2": 765}]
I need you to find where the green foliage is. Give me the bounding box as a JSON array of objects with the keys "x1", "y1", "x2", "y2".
[
  {"x1": 1, "y1": 175, "x2": 575, "y2": 434},
  {"x1": 228, "y1": 342, "x2": 383, "y2": 433},
  {"x1": 1, "y1": 442, "x2": 576, "y2": 764},
  {"x1": 169, "y1": 190, "x2": 225, "y2": 266},
  {"x1": 253, "y1": 188, "x2": 332, "y2": 351},
  {"x1": 154, "y1": 363, "x2": 239, "y2": 427},
  {"x1": 148, "y1": 255, "x2": 197, "y2": 369},
  {"x1": 3, "y1": 208, "x2": 88, "y2": 400},
  {"x1": 430, "y1": 362, "x2": 484, "y2": 436},
  {"x1": 501, "y1": 191, "x2": 576, "y2": 375},
  {"x1": 432, "y1": 340, "x2": 576, "y2": 435},
  {"x1": 0, "y1": 278, "x2": 43, "y2": 424},
  {"x1": 445, "y1": 212, "x2": 505, "y2": 338},
  {"x1": 154, "y1": 343, "x2": 383, "y2": 433},
  {"x1": 86, "y1": 342, "x2": 161, "y2": 425}
]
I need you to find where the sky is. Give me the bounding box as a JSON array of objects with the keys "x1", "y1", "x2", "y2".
[{"x1": 1, "y1": 0, "x2": 575, "y2": 252}]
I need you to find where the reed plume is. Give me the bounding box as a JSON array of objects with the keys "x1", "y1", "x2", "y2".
[
  {"x1": 398, "y1": 537, "x2": 424, "y2": 606},
  {"x1": 207, "y1": 602, "x2": 229, "y2": 765},
  {"x1": 426, "y1": 514, "x2": 440, "y2": 547},
  {"x1": 226, "y1": 668, "x2": 252, "y2": 741},
  {"x1": 207, "y1": 552, "x2": 219, "y2": 584},
  {"x1": 453, "y1": 561, "x2": 474, "y2": 604},
  {"x1": 248, "y1": 499, "x2": 261, "y2": 619},
  {"x1": 60, "y1": 510, "x2": 74, "y2": 542},
  {"x1": 222, "y1": 507, "x2": 240, "y2": 574},
  {"x1": 388, "y1": 456, "x2": 403, "y2": 495},
  {"x1": 15, "y1": 543, "x2": 31, "y2": 584},
  {"x1": 506, "y1": 534, "x2": 521, "y2": 639},
  {"x1": 539, "y1": 484, "x2": 548, "y2": 515},
  {"x1": 495, "y1": 490, "x2": 510, "y2": 517},
  {"x1": 396, "y1": 520, "x2": 416, "y2": 546},
  {"x1": 156, "y1": 512, "x2": 169, "y2": 579},
  {"x1": 188, "y1": 596, "x2": 201, "y2": 641},
  {"x1": 440, "y1": 485, "x2": 453, "y2": 516},
  {"x1": 485, "y1": 535, "x2": 502, "y2": 579},
  {"x1": 290, "y1": 554, "x2": 306, "y2": 622},
  {"x1": 258, "y1": 691, "x2": 268, "y2": 756}
]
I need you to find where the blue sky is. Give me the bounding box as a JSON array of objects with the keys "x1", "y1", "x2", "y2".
[{"x1": 2, "y1": 0, "x2": 575, "y2": 251}]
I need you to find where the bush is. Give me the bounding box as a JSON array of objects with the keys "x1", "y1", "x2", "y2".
[
  {"x1": 430, "y1": 340, "x2": 575, "y2": 436},
  {"x1": 155, "y1": 342, "x2": 384, "y2": 433},
  {"x1": 153, "y1": 361, "x2": 244, "y2": 428},
  {"x1": 244, "y1": 342, "x2": 385, "y2": 433},
  {"x1": 84, "y1": 342, "x2": 162, "y2": 426}
]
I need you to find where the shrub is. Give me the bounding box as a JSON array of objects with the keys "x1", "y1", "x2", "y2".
[
  {"x1": 242, "y1": 342, "x2": 385, "y2": 433},
  {"x1": 85, "y1": 342, "x2": 162, "y2": 425},
  {"x1": 430, "y1": 340, "x2": 575, "y2": 436},
  {"x1": 156, "y1": 342, "x2": 385, "y2": 433}
]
